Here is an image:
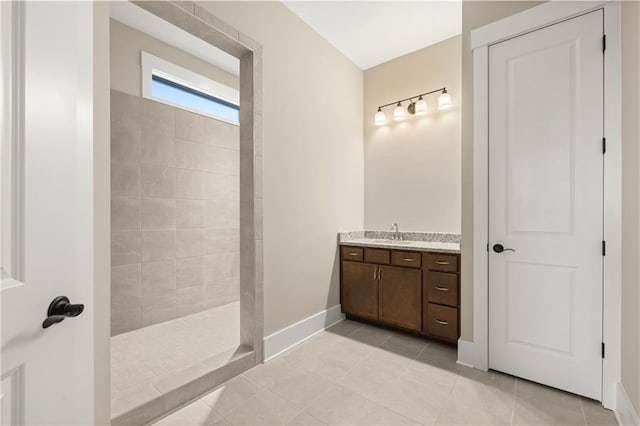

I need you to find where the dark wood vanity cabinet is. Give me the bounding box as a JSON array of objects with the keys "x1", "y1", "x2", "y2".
[{"x1": 340, "y1": 245, "x2": 460, "y2": 344}]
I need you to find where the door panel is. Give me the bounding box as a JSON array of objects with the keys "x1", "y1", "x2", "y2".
[
  {"x1": 342, "y1": 262, "x2": 379, "y2": 320},
  {"x1": 506, "y1": 262, "x2": 575, "y2": 354},
  {"x1": 506, "y1": 41, "x2": 576, "y2": 235},
  {"x1": 1, "y1": 2, "x2": 95, "y2": 424},
  {"x1": 489, "y1": 10, "x2": 603, "y2": 399},
  {"x1": 378, "y1": 265, "x2": 421, "y2": 331}
]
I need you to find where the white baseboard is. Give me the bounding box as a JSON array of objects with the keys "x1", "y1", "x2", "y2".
[
  {"x1": 457, "y1": 338, "x2": 477, "y2": 369},
  {"x1": 617, "y1": 382, "x2": 640, "y2": 426},
  {"x1": 263, "y1": 305, "x2": 345, "y2": 362}
]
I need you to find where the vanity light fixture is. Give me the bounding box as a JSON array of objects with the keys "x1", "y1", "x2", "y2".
[
  {"x1": 393, "y1": 102, "x2": 405, "y2": 121},
  {"x1": 438, "y1": 88, "x2": 452, "y2": 110},
  {"x1": 374, "y1": 87, "x2": 451, "y2": 125},
  {"x1": 414, "y1": 95, "x2": 427, "y2": 115},
  {"x1": 374, "y1": 107, "x2": 386, "y2": 126}
]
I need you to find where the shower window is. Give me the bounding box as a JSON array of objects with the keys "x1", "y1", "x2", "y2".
[
  {"x1": 141, "y1": 51, "x2": 239, "y2": 125},
  {"x1": 151, "y1": 75, "x2": 239, "y2": 123}
]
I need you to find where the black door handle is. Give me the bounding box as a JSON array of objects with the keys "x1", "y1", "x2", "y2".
[
  {"x1": 493, "y1": 244, "x2": 515, "y2": 253},
  {"x1": 42, "y1": 296, "x2": 84, "y2": 329}
]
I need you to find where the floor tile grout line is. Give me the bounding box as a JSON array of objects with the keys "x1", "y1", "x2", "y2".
[
  {"x1": 325, "y1": 345, "x2": 444, "y2": 426},
  {"x1": 273, "y1": 375, "x2": 346, "y2": 417},
  {"x1": 330, "y1": 381, "x2": 426, "y2": 426},
  {"x1": 299, "y1": 409, "x2": 327, "y2": 426},
  {"x1": 331, "y1": 335, "x2": 391, "y2": 381},
  {"x1": 510, "y1": 377, "x2": 519, "y2": 425},
  {"x1": 578, "y1": 397, "x2": 588, "y2": 426},
  {"x1": 215, "y1": 407, "x2": 232, "y2": 425}
]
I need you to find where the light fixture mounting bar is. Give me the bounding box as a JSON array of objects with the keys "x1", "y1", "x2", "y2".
[{"x1": 377, "y1": 87, "x2": 446, "y2": 109}]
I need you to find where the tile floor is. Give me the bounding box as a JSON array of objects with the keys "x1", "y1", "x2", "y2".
[
  {"x1": 151, "y1": 319, "x2": 617, "y2": 426},
  {"x1": 111, "y1": 302, "x2": 240, "y2": 416}
]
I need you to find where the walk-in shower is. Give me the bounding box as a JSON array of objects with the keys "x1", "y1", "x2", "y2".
[{"x1": 108, "y1": 3, "x2": 263, "y2": 423}]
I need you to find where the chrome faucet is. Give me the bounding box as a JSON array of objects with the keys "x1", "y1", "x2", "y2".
[{"x1": 390, "y1": 222, "x2": 400, "y2": 240}]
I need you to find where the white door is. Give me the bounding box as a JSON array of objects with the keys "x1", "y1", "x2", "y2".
[
  {"x1": 1, "y1": 2, "x2": 95, "y2": 424},
  {"x1": 488, "y1": 10, "x2": 604, "y2": 399}
]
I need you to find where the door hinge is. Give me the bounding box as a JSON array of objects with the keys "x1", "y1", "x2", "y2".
[
  {"x1": 602, "y1": 137, "x2": 606, "y2": 154},
  {"x1": 603, "y1": 34, "x2": 606, "y2": 53},
  {"x1": 602, "y1": 241, "x2": 606, "y2": 256},
  {"x1": 602, "y1": 342, "x2": 605, "y2": 359}
]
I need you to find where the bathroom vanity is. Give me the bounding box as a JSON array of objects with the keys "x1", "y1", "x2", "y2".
[{"x1": 338, "y1": 232, "x2": 461, "y2": 344}]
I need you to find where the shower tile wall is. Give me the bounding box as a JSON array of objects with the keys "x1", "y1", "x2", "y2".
[{"x1": 111, "y1": 89, "x2": 240, "y2": 336}]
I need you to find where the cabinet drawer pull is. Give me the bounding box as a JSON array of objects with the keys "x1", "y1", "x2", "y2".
[
  {"x1": 402, "y1": 258, "x2": 414, "y2": 262},
  {"x1": 435, "y1": 261, "x2": 450, "y2": 265},
  {"x1": 435, "y1": 319, "x2": 449, "y2": 325},
  {"x1": 434, "y1": 286, "x2": 449, "y2": 291},
  {"x1": 348, "y1": 252, "x2": 359, "y2": 256}
]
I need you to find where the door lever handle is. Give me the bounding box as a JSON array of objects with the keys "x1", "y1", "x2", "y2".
[
  {"x1": 493, "y1": 244, "x2": 515, "y2": 253},
  {"x1": 42, "y1": 296, "x2": 84, "y2": 329}
]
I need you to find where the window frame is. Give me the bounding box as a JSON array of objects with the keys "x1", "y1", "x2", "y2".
[{"x1": 141, "y1": 51, "x2": 239, "y2": 126}]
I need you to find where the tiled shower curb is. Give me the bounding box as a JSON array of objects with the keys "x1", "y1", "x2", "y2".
[{"x1": 112, "y1": 348, "x2": 255, "y2": 426}]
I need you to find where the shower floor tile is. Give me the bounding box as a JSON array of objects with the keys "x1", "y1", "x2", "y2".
[{"x1": 111, "y1": 301, "x2": 240, "y2": 415}]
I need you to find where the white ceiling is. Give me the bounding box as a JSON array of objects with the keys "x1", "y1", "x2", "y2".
[
  {"x1": 110, "y1": 2, "x2": 239, "y2": 76},
  {"x1": 283, "y1": 1, "x2": 462, "y2": 70}
]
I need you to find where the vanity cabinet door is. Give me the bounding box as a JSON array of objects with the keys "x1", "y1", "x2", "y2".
[
  {"x1": 341, "y1": 262, "x2": 379, "y2": 320},
  {"x1": 378, "y1": 265, "x2": 422, "y2": 331}
]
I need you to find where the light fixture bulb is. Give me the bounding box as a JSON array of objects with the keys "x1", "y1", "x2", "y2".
[
  {"x1": 438, "y1": 89, "x2": 452, "y2": 110},
  {"x1": 415, "y1": 96, "x2": 427, "y2": 115},
  {"x1": 374, "y1": 107, "x2": 386, "y2": 126},
  {"x1": 393, "y1": 102, "x2": 405, "y2": 121}
]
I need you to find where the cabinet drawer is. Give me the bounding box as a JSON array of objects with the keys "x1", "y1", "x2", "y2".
[
  {"x1": 365, "y1": 248, "x2": 390, "y2": 264},
  {"x1": 341, "y1": 246, "x2": 363, "y2": 262},
  {"x1": 424, "y1": 253, "x2": 458, "y2": 273},
  {"x1": 391, "y1": 251, "x2": 422, "y2": 268},
  {"x1": 426, "y1": 304, "x2": 458, "y2": 342},
  {"x1": 426, "y1": 271, "x2": 458, "y2": 307}
]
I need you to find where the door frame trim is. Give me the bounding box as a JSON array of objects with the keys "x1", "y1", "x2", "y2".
[{"x1": 466, "y1": 1, "x2": 621, "y2": 409}]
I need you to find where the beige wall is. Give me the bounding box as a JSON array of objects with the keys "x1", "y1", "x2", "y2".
[
  {"x1": 364, "y1": 36, "x2": 461, "y2": 233},
  {"x1": 110, "y1": 19, "x2": 239, "y2": 97},
  {"x1": 622, "y1": 0, "x2": 640, "y2": 414},
  {"x1": 199, "y1": 2, "x2": 365, "y2": 335},
  {"x1": 460, "y1": 1, "x2": 543, "y2": 340}
]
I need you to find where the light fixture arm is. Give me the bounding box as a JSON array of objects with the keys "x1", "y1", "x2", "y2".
[{"x1": 377, "y1": 87, "x2": 446, "y2": 110}]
